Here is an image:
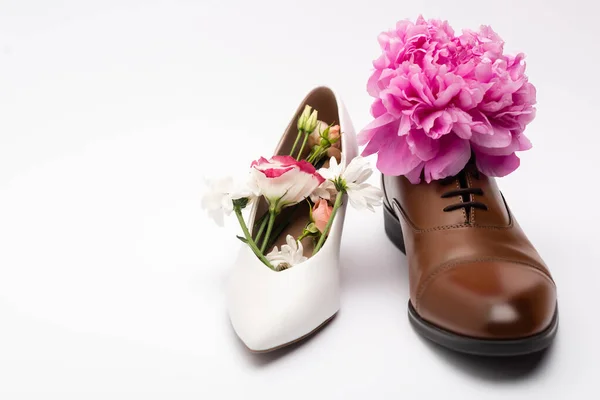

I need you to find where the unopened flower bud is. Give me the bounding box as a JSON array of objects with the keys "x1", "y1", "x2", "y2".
[
  {"x1": 305, "y1": 109, "x2": 319, "y2": 133},
  {"x1": 297, "y1": 105, "x2": 312, "y2": 131}
]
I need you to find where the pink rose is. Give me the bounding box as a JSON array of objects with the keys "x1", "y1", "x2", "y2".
[
  {"x1": 250, "y1": 156, "x2": 324, "y2": 212},
  {"x1": 312, "y1": 199, "x2": 333, "y2": 233}
]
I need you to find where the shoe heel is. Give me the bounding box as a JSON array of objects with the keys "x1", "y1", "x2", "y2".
[{"x1": 384, "y1": 203, "x2": 406, "y2": 254}]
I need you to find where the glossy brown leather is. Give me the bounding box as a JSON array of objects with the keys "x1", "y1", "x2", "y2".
[{"x1": 383, "y1": 168, "x2": 557, "y2": 339}]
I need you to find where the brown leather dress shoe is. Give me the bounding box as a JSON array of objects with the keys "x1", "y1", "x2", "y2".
[{"x1": 382, "y1": 164, "x2": 558, "y2": 356}]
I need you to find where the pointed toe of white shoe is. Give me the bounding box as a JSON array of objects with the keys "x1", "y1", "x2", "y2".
[{"x1": 227, "y1": 208, "x2": 345, "y2": 352}]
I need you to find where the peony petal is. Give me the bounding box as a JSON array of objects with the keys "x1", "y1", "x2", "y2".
[
  {"x1": 398, "y1": 113, "x2": 411, "y2": 136},
  {"x1": 404, "y1": 162, "x2": 425, "y2": 183},
  {"x1": 429, "y1": 111, "x2": 453, "y2": 139},
  {"x1": 367, "y1": 69, "x2": 384, "y2": 97},
  {"x1": 433, "y1": 80, "x2": 462, "y2": 108},
  {"x1": 423, "y1": 135, "x2": 471, "y2": 182},
  {"x1": 409, "y1": 69, "x2": 434, "y2": 106},
  {"x1": 361, "y1": 118, "x2": 400, "y2": 157},
  {"x1": 470, "y1": 124, "x2": 512, "y2": 148},
  {"x1": 517, "y1": 133, "x2": 532, "y2": 151},
  {"x1": 452, "y1": 123, "x2": 472, "y2": 139},
  {"x1": 420, "y1": 110, "x2": 453, "y2": 139},
  {"x1": 382, "y1": 88, "x2": 405, "y2": 117},
  {"x1": 475, "y1": 61, "x2": 494, "y2": 82},
  {"x1": 419, "y1": 110, "x2": 444, "y2": 133},
  {"x1": 407, "y1": 129, "x2": 440, "y2": 161},
  {"x1": 357, "y1": 113, "x2": 396, "y2": 146},
  {"x1": 475, "y1": 152, "x2": 520, "y2": 177},
  {"x1": 371, "y1": 99, "x2": 387, "y2": 118},
  {"x1": 375, "y1": 133, "x2": 423, "y2": 176}
]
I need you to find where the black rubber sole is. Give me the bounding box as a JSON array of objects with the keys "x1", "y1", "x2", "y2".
[
  {"x1": 408, "y1": 301, "x2": 558, "y2": 357},
  {"x1": 384, "y1": 202, "x2": 559, "y2": 356},
  {"x1": 383, "y1": 202, "x2": 406, "y2": 253}
]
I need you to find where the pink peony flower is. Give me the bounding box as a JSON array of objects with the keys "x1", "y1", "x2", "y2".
[
  {"x1": 358, "y1": 16, "x2": 536, "y2": 183},
  {"x1": 312, "y1": 199, "x2": 333, "y2": 233},
  {"x1": 250, "y1": 156, "x2": 325, "y2": 211}
]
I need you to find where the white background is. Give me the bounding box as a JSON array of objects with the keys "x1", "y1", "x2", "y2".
[{"x1": 0, "y1": 0, "x2": 598, "y2": 398}]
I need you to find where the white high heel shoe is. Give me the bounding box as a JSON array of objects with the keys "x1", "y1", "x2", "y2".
[{"x1": 227, "y1": 87, "x2": 359, "y2": 352}]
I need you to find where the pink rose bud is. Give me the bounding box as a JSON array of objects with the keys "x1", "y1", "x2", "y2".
[
  {"x1": 312, "y1": 199, "x2": 333, "y2": 233},
  {"x1": 329, "y1": 125, "x2": 341, "y2": 148}
]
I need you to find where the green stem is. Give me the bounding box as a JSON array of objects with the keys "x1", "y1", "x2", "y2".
[
  {"x1": 253, "y1": 213, "x2": 269, "y2": 244},
  {"x1": 306, "y1": 147, "x2": 318, "y2": 164},
  {"x1": 313, "y1": 191, "x2": 344, "y2": 255},
  {"x1": 296, "y1": 131, "x2": 309, "y2": 160},
  {"x1": 290, "y1": 129, "x2": 303, "y2": 157},
  {"x1": 265, "y1": 208, "x2": 295, "y2": 251},
  {"x1": 313, "y1": 148, "x2": 327, "y2": 165},
  {"x1": 234, "y1": 207, "x2": 274, "y2": 270},
  {"x1": 260, "y1": 209, "x2": 277, "y2": 253},
  {"x1": 297, "y1": 231, "x2": 310, "y2": 242}
]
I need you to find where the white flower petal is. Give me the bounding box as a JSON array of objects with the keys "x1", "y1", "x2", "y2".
[
  {"x1": 201, "y1": 177, "x2": 237, "y2": 226},
  {"x1": 309, "y1": 180, "x2": 336, "y2": 202},
  {"x1": 318, "y1": 157, "x2": 342, "y2": 181},
  {"x1": 221, "y1": 196, "x2": 234, "y2": 216},
  {"x1": 355, "y1": 167, "x2": 374, "y2": 185},
  {"x1": 342, "y1": 156, "x2": 374, "y2": 185},
  {"x1": 342, "y1": 156, "x2": 366, "y2": 182},
  {"x1": 201, "y1": 192, "x2": 223, "y2": 210},
  {"x1": 285, "y1": 234, "x2": 297, "y2": 250},
  {"x1": 211, "y1": 176, "x2": 234, "y2": 193},
  {"x1": 347, "y1": 188, "x2": 368, "y2": 211},
  {"x1": 202, "y1": 176, "x2": 256, "y2": 225},
  {"x1": 265, "y1": 235, "x2": 307, "y2": 269},
  {"x1": 207, "y1": 209, "x2": 225, "y2": 227},
  {"x1": 346, "y1": 182, "x2": 383, "y2": 212},
  {"x1": 266, "y1": 245, "x2": 282, "y2": 260}
]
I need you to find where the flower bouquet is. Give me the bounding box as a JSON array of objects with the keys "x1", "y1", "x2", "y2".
[{"x1": 202, "y1": 103, "x2": 383, "y2": 271}]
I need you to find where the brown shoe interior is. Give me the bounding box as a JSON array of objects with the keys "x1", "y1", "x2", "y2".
[{"x1": 251, "y1": 87, "x2": 341, "y2": 261}]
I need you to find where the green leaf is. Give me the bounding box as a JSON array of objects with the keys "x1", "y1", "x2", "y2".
[
  {"x1": 232, "y1": 197, "x2": 249, "y2": 209},
  {"x1": 236, "y1": 235, "x2": 248, "y2": 244}
]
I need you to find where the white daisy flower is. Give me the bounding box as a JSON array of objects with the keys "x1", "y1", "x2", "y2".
[
  {"x1": 201, "y1": 177, "x2": 256, "y2": 226},
  {"x1": 317, "y1": 156, "x2": 383, "y2": 212},
  {"x1": 266, "y1": 235, "x2": 308, "y2": 271}
]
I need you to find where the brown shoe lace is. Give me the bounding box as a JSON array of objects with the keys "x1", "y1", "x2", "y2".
[{"x1": 439, "y1": 169, "x2": 488, "y2": 213}]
